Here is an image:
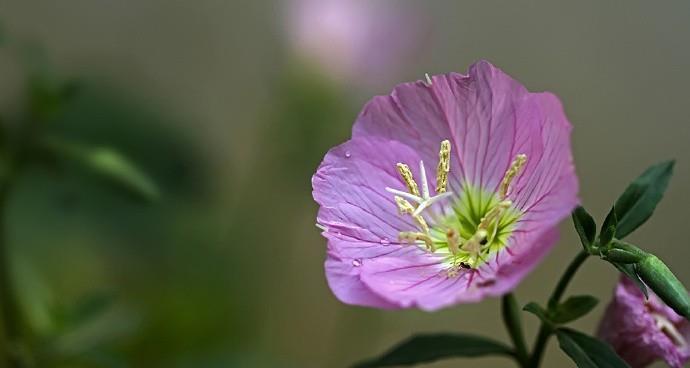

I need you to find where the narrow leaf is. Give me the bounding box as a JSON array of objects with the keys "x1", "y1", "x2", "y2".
[
  {"x1": 552, "y1": 296, "x2": 599, "y2": 324},
  {"x1": 523, "y1": 302, "x2": 550, "y2": 324},
  {"x1": 43, "y1": 138, "x2": 160, "y2": 202},
  {"x1": 352, "y1": 333, "x2": 514, "y2": 368},
  {"x1": 556, "y1": 328, "x2": 630, "y2": 368},
  {"x1": 82, "y1": 147, "x2": 160, "y2": 201},
  {"x1": 599, "y1": 206, "x2": 617, "y2": 247},
  {"x1": 614, "y1": 160, "x2": 675, "y2": 238},
  {"x1": 572, "y1": 206, "x2": 596, "y2": 251}
]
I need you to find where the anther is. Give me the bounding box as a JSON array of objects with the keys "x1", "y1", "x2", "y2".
[
  {"x1": 399, "y1": 231, "x2": 435, "y2": 252},
  {"x1": 436, "y1": 140, "x2": 451, "y2": 193},
  {"x1": 446, "y1": 228, "x2": 462, "y2": 255},
  {"x1": 499, "y1": 154, "x2": 527, "y2": 199},
  {"x1": 477, "y1": 200, "x2": 512, "y2": 231},
  {"x1": 396, "y1": 163, "x2": 420, "y2": 197},
  {"x1": 394, "y1": 196, "x2": 415, "y2": 215}
]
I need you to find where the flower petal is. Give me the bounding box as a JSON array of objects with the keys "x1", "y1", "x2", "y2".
[
  {"x1": 359, "y1": 227, "x2": 559, "y2": 310},
  {"x1": 313, "y1": 136, "x2": 423, "y2": 248},
  {"x1": 324, "y1": 253, "x2": 398, "y2": 309}
]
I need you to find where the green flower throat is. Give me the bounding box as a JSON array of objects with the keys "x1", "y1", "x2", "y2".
[{"x1": 385, "y1": 140, "x2": 525, "y2": 274}]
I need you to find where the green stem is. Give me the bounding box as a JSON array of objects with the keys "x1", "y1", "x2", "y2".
[
  {"x1": 0, "y1": 178, "x2": 25, "y2": 367},
  {"x1": 502, "y1": 293, "x2": 529, "y2": 367},
  {"x1": 528, "y1": 250, "x2": 589, "y2": 368}
]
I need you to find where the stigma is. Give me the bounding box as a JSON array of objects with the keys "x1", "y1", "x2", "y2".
[{"x1": 386, "y1": 140, "x2": 526, "y2": 272}]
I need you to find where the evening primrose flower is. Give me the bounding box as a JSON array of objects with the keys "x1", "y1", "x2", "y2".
[
  {"x1": 312, "y1": 61, "x2": 578, "y2": 310},
  {"x1": 597, "y1": 277, "x2": 690, "y2": 368},
  {"x1": 285, "y1": 0, "x2": 425, "y2": 85}
]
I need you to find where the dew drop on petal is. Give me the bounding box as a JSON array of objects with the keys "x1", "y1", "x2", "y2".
[
  {"x1": 344, "y1": 151, "x2": 352, "y2": 158},
  {"x1": 352, "y1": 259, "x2": 362, "y2": 267},
  {"x1": 380, "y1": 237, "x2": 390, "y2": 245}
]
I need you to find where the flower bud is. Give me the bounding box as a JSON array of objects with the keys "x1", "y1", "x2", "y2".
[
  {"x1": 637, "y1": 254, "x2": 690, "y2": 320},
  {"x1": 598, "y1": 277, "x2": 690, "y2": 368}
]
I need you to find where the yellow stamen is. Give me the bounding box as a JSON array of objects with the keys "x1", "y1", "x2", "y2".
[
  {"x1": 414, "y1": 214, "x2": 430, "y2": 236},
  {"x1": 477, "y1": 200, "x2": 512, "y2": 231},
  {"x1": 396, "y1": 163, "x2": 420, "y2": 197},
  {"x1": 395, "y1": 196, "x2": 430, "y2": 238},
  {"x1": 399, "y1": 231, "x2": 435, "y2": 252},
  {"x1": 436, "y1": 140, "x2": 451, "y2": 193},
  {"x1": 499, "y1": 154, "x2": 527, "y2": 199},
  {"x1": 461, "y1": 229, "x2": 486, "y2": 267},
  {"x1": 394, "y1": 196, "x2": 415, "y2": 215},
  {"x1": 446, "y1": 228, "x2": 462, "y2": 255}
]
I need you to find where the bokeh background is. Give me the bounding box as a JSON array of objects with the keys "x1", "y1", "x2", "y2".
[{"x1": 1, "y1": 1, "x2": 689, "y2": 367}]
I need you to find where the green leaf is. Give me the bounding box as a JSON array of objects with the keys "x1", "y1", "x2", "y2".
[
  {"x1": 352, "y1": 333, "x2": 514, "y2": 368},
  {"x1": 572, "y1": 206, "x2": 597, "y2": 251},
  {"x1": 612, "y1": 262, "x2": 648, "y2": 298},
  {"x1": 613, "y1": 160, "x2": 675, "y2": 239},
  {"x1": 599, "y1": 206, "x2": 617, "y2": 247},
  {"x1": 552, "y1": 296, "x2": 599, "y2": 324},
  {"x1": 556, "y1": 328, "x2": 630, "y2": 368},
  {"x1": 42, "y1": 138, "x2": 160, "y2": 202},
  {"x1": 81, "y1": 147, "x2": 160, "y2": 201},
  {"x1": 523, "y1": 302, "x2": 551, "y2": 325}
]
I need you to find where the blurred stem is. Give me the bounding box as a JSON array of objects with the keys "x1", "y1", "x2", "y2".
[
  {"x1": 501, "y1": 293, "x2": 528, "y2": 367},
  {"x1": 0, "y1": 174, "x2": 26, "y2": 368},
  {"x1": 528, "y1": 250, "x2": 589, "y2": 368}
]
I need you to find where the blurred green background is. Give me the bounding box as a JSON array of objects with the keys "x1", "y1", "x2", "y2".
[{"x1": 1, "y1": 1, "x2": 689, "y2": 367}]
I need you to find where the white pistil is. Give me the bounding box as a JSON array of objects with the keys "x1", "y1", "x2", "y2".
[
  {"x1": 652, "y1": 312, "x2": 688, "y2": 348},
  {"x1": 386, "y1": 187, "x2": 423, "y2": 204},
  {"x1": 419, "y1": 161, "x2": 430, "y2": 200},
  {"x1": 412, "y1": 191, "x2": 454, "y2": 217},
  {"x1": 424, "y1": 73, "x2": 433, "y2": 86}
]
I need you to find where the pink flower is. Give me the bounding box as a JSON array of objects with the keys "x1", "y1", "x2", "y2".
[
  {"x1": 312, "y1": 61, "x2": 579, "y2": 310},
  {"x1": 598, "y1": 277, "x2": 690, "y2": 368},
  {"x1": 285, "y1": 0, "x2": 426, "y2": 86}
]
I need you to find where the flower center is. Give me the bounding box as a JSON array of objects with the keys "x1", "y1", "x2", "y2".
[
  {"x1": 386, "y1": 140, "x2": 526, "y2": 274},
  {"x1": 651, "y1": 312, "x2": 688, "y2": 348}
]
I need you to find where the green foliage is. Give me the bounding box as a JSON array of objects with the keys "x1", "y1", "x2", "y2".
[
  {"x1": 612, "y1": 160, "x2": 674, "y2": 239},
  {"x1": 40, "y1": 137, "x2": 159, "y2": 202},
  {"x1": 523, "y1": 302, "x2": 551, "y2": 326},
  {"x1": 572, "y1": 206, "x2": 596, "y2": 251},
  {"x1": 551, "y1": 296, "x2": 598, "y2": 324},
  {"x1": 575, "y1": 160, "x2": 680, "y2": 302},
  {"x1": 524, "y1": 296, "x2": 598, "y2": 326},
  {"x1": 352, "y1": 333, "x2": 514, "y2": 368},
  {"x1": 598, "y1": 206, "x2": 617, "y2": 247},
  {"x1": 556, "y1": 328, "x2": 630, "y2": 368}
]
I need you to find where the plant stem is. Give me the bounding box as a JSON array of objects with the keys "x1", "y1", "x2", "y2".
[
  {"x1": 502, "y1": 293, "x2": 529, "y2": 367},
  {"x1": 0, "y1": 178, "x2": 25, "y2": 367},
  {"x1": 528, "y1": 250, "x2": 589, "y2": 368}
]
